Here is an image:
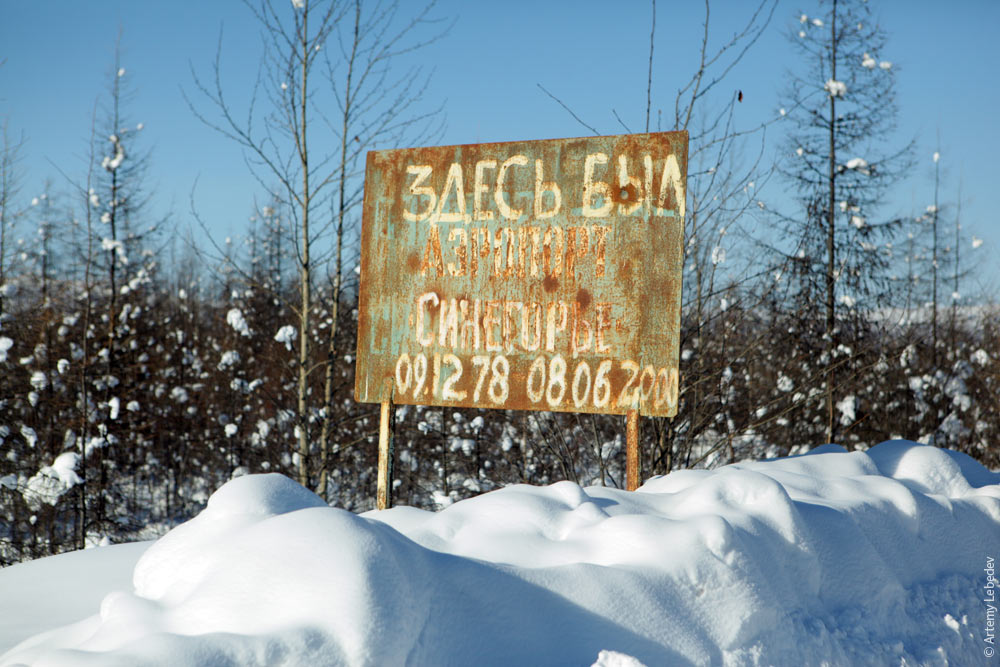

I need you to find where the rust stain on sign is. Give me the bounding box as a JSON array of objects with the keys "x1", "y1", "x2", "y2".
[{"x1": 355, "y1": 131, "x2": 687, "y2": 417}]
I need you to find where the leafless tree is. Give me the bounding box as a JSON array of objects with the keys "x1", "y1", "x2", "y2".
[
  {"x1": 540, "y1": 0, "x2": 782, "y2": 476},
  {"x1": 189, "y1": 0, "x2": 447, "y2": 492},
  {"x1": 776, "y1": 0, "x2": 912, "y2": 444},
  {"x1": 0, "y1": 120, "x2": 26, "y2": 321}
]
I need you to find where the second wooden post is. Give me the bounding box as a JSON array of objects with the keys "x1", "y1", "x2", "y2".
[
  {"x1": 626, "y1": 409, "x2": 640, "y2": 491},
  {"x1": 376, "y1": 378, "x2": 395, "y2": 510}
]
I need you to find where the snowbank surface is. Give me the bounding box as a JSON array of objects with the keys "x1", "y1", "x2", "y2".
[
  {"x1": 0, "y1": 542, "x2": 148, "y2": 654},
  {"x1": 1, "y1": 441, "x2": 997, "y2": 666}
]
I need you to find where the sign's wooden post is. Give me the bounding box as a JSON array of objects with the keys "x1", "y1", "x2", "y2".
[
  {"x1": 626, "y1": 409, "x2": 640, "y2": 491},
  {"x1": 376, "y1": 378, "x2": 395, "y2": 510}
]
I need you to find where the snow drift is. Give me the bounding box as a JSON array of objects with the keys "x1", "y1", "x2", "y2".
[{"x1": 2, "y1": 440, "x2": 998, "y2": 666}]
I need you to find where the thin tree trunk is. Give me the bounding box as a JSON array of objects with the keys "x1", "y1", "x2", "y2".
[
  {"x1": 100, "y1": 64, "x2": 124, "y2": 529},
  {"x1": 931, "y1": 151, "x2": 940, "y2": 367},
  {"x1": 78, "y1": 107, "x2": 99, "y2": 550},
  {"x1": 825, "y1": 0, "x2": 838, "y2": 445},
  {"x1": 951, "y1": 179, "x2": 962, "y2": 357},
  {"x1": 296, "y1": 7, "x2": 312, "y2": 489},
  {"x1": 318, "y1": 0, "x2": 359, "y2": 500},
  {"x1": 0, "y1": 124, "x2": 10, "y2": 321}
]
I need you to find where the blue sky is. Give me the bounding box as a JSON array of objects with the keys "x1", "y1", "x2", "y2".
[{"x1": 1, "y1": 0, "x2": 997, "y2": 294}]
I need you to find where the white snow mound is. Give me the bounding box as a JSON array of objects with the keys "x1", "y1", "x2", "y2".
[{"x1": 2, "y1": 441, "x2": 998, "y2": 666}]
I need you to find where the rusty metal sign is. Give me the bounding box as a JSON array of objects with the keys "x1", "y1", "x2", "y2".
[{"x1": 355, "y1": 131, "x2": 687, "y2": 418}]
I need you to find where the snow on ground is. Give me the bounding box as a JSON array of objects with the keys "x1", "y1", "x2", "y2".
[
  {"x1": 0, "y1": 543, "x2": 149, "y2": 654},
  {"x1": 1, "y1": 440, "x2": 998, "y2": 666}
]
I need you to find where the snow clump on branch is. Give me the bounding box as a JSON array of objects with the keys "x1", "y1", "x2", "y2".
[
  {"x1": 22, "y1": 452, "x2": 83, "y2": 511},
  {"x1": 711, "y1": 246, "x2": 726, "y2": 266},
  {"x1": 226, "y1": 308, "x2": 251, "y2": 337},
  {"x1": 275, "y1": 325, "x2": 297, "y2": 351},
  {"x1": 101, "y1": 134, "x2": 125, "y2": 172},
  {"x1": 843, "y1": 157, "x2": 870, "y2": 175},
  {"x1": 824, "y1": 79, "x2": 847, "y2": 98}
]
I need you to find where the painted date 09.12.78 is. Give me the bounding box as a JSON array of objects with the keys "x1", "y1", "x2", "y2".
[{"x1": 393, "y1": 351, "x2": 678, "y2": 414}]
